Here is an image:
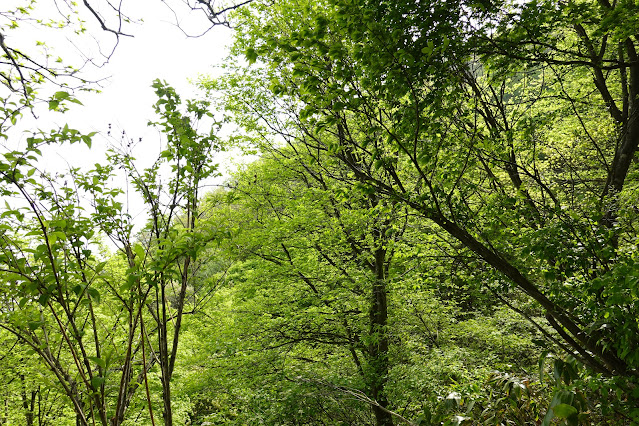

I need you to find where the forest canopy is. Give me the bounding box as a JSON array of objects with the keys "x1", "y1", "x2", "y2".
[{"x1": 1, "y1": 0, "x2": 639, "y2": 425}]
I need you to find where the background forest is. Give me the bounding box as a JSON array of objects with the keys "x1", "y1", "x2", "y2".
[{"x1": 1, "y1": 0, "x2": 639, "y2": 425}]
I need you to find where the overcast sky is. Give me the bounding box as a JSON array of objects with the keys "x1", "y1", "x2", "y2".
[
  {"x1": 65, "y1": 3, "x2": 233, "y2": 136},
  {"x1": 9, "y1": 0, "x2": 234, "y2": 171}
]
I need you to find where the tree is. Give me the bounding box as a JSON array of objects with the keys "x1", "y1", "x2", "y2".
[
  {"x1": 123, "y1": 80, "x2": 223, "y2": 426},
  {"x1": 0, "y1": 80, "x2": 222, "y2": 425},
  {"x1": 0, "y1": 0, "x2": 252, "y2": 132},
  {"x1": 222, "y1": 147, "x2": 407, "y2": 425},
  {"x1": 220, "y1": 0, "x2": 639, "y2": 419},
  {"x1": 1, "y1": 0, "x2": 240, "y2": 423},
  {"x1": 0, "y1": 329, "x2": 71, "y2": 425},
  {"x1": 0, "y1": 125, "x2": 140, "y2": 426}
]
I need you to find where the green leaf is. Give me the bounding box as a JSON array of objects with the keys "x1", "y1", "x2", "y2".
[
  {"x1": 94, "y1": 261, "x2": 107, "y2": 274},
  {"x1": 133, "y1": 243, "x2": 146, "y2": 261},
  {"x1": 81, "y1": 135, "x2": 92, "y2": 147},
  {"x1": 538, "y1": 350, "x2": 551, "y2": 382},
  {"x1": 87, "y1": 356, "x2": 106, "y2": 369},
  {"x1": 245, "y1": 47, "x2": 258, "y2": 64},
  {"x1": 53, "y1": 91, "x2": 70, "y2": 100},
  {"x1": 27, "y1": 321, "x2": 41, "y2": 331},
  {"x1": 543, "y1": 390, "x2": 576, "y2": 426},
  {"x1": 90, "y1": 376, "x2": 104, "y2": 389},
  {"x1": 51, "y1": 231, "x2": 66, "y2": 241},
  {"x1": 86, "y1": 287, "x2": 100, "y2": 303},
  {"x1": 38, "y1": 293, "x2": 50, "y2": 306},
  {"x1": 553, "y1": 403, "x2": 578, "y2": 418},
  {"x1": 421, "y1": 40, "x2": 434, "y2": 57}
]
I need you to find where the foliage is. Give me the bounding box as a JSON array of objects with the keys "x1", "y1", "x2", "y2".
[
  {"x1": 2, "y1": 0, "x2": 639, "y2": 424},
  {"x1": 0, "y1": 79, "x2": 222, "y2": 425},
  {"x1": 200, "y1": 0, "x2": 639, "y2": 422}
]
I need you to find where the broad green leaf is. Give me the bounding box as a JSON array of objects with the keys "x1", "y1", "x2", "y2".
[
  {"x1": 90, "y1": 376, "x2": 104, "y2": 389},
  {"x1": 133, "y1": 243, "x2": 146, "y2": 261},
  {"x1": 245, "y1": 47, "x2": 258, "y2": 64},
  {"x1": 87, "y1": 356, "x2": 106, "y2": 369},
  {"x1": 553, "y1": 403, "x2": 578, "y2": 418},
  {"x1": 86, "y1": 287, "x2": 100, "y2": 303}
]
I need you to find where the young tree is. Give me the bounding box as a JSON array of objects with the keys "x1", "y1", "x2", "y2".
[
  {"x1": 222, "y1": 148, "x2": 408, "y2": 425},
  {"x1": 0, "y1": 1, "x2": 234, "y2": 425},
  {"x1": 0, "y1": 80, "x2": 222, "y2": 425},
  {"x1": 122, "y1": 80, "x2": 223, "y2": 426}
]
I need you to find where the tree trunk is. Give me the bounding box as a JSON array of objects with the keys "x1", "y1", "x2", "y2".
[
  {"x1": 19, "y1": 374, "x2": 34, "y2": 426},
  {"x1": 2, "y1": 396, "x2": 7, "y2": 425},
  {"x1": 600, "y1": 37, "x2": 639, "y2": 234},
  {"x1": 369, "y1": 245, "x2": 393, "y2": 426},
  {"x1": 160, "y1": 283, "x2": 173, "y2": 426}
]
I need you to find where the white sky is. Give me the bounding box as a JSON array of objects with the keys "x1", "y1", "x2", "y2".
[
  {"x1": 7, "y1": 0, "x2": 234, "y2": 170},
  {"x1": 64, "y1": 3, "x2": 232, "y2": 136}
]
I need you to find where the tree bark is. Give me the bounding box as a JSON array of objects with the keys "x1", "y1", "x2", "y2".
[
  {"x1": 19, "y1": 374, "x2": 34, "y2": 426},
  {"x1": 368, "y1": 242, "x2": 393, "y2": 426}
]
